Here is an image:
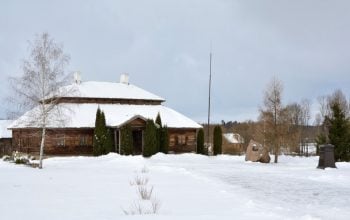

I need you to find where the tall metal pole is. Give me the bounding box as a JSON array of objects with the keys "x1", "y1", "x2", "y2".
[{"x1": 207, "y1": 51, "x2": 212, "y2": 148}]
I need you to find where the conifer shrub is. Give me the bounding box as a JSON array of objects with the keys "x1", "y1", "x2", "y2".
[
  {"x1": 93, "y1": 107, "x2": 103, "y2": 156},
  {"x1": 155, "y1": 113, "x2": 162, "y2": 128},
  {"x1": 93, "y1": 108, "x2": 114, "y2": 155},
  {"x1": 104, "y1": 128, "x2": 114, "y2": 154},
  {"x1": 213, "y1": 125, "x2": 222, "y2": 155},
  {"x1": 143, "y1": 119, "x2": 158, "y2": 157},
  {"x1": 160, "y1": 126, "x2": 169, "y2": 154},
  {"x1": 196, "y1": 128, "x2": 205, "y2": 154},
  {"x1": 120, "y1": 124, "x2": 133, "y2": 155},
  {"x1": 100, "y1": 111, "x2": 107, "y2": 154},
  {"x1": 155, "y1": 113, "x2": 169, "y2": 154},
  {"x1": 155, "y1": 113, "x2": 162, "y2": 152},
  {"x1": 328, "y1": 102, "x2": 350, "y2": 161}
]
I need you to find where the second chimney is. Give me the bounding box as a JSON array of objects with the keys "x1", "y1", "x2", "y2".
[
  {"x1": 120, "y1": 73, "x2": 129, "y2": 84},
  {"x1": 74, "y1": 71, "x2": 82, "y2": 84}
]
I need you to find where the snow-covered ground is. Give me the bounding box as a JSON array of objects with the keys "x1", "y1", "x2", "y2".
[{"x1": 1, "y1": 154, "x2": 349, "y2": 220}]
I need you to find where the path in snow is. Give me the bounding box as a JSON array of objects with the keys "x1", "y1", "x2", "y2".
[{"x1": 149, "y1": 154, "x2": 350, "y2": 219}]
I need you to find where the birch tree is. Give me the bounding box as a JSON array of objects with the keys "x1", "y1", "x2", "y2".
[{"x1": 10, "y1": 33, "x2": 70, "y2": 169}]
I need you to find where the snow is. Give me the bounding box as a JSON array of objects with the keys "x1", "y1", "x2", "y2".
[
  {"x1": 53, "y1": 81, "x2": 165, "y2": 101},
  {"x1": 0, "y1": 120, "x2": 13, "y2": 138},
  {"x1": 1, "y1": 154, "x2": 349, "y2": 220},
  {"x1": 9, "y1": 103, "x2": 202, "y2": 129}
]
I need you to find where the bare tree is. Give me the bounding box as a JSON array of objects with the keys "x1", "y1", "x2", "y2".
[
  {"x1": 327, "y1": 89, "x2": 349, "y2": 117},
  {"x1": 286, "y1": 103, "x2": 303, "y2": 126},
  {"x1": 300, "y1": 99, "x2": 311, "y2": 156},
  {"x1": 260, "y1": 77, "x2": 284, "y2": 163},
  {"x1": 317, "y1": 96, "x2": 328, "y2": 119},
  {"x1": 284, "y1": 103, "x2": 302, "y2": 154},
  {"x1": 10, "y1": 33, "x2": 70, "y2": 168}
]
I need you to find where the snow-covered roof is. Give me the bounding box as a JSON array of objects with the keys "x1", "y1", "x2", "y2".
[
  {"x1": 51, "y1": 81, "x2": 165, "y2": 101},
  {"x1": 0, "y1": 120, "x2": 13, "y2": 138},
  {"x1": 223, "y1": 133, "x2": 244, "y2": 144},
  {"x1": 9, "y1": 104, "x2": 202, "y2": 129}
]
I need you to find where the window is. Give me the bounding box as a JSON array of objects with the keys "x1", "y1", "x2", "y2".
[
  {"x1": 56, "y1": 135, "x2": 65, "y2": 147},
  {"x1": 175, "y1": 136, "x2": 179, "y2": 145},
  {"x1": 179, "y1": 135, "x2": 187, "y2": 145},
  {"x1": 180, "y1": 136, "x2": 185, "y2": 145},
  {"x1": 175, "y1": 135, "x2": 188, "y2": 146},
  {"x1": 80, "y1": 136, "x2": 88, "y2": 146}
]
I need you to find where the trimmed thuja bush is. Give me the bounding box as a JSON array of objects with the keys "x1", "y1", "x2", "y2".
[
  {"x1": 143, "y1": 119, "x2": 158, "y2": 157},
  {"x1": 93, "y1": 107, "x2": 103, "y2": 156},
  {"x1": 155, "y1": 113, "x2": 169, "y2": 154},
  {"x1": 155, "y1": 113, "x2": 162, "y2": 152},
  {"x1": 105, "y1": 128, "x2": 114, "y2": 154},
  {"x1": 93, "y1": 107, "x2": 114, "y2": 156},
  {"x1": 160, "y1": 126, "x2": 169, "y2": 154},
  {"x1": 213, "y1": 125, "x2": 222, "y2": 155},
  {"x1": 196, "y1": 128, "x2": 205, "y2": 154},
  {"x1": 120, "y1": 124, "x2": 133, "y2": 155}
]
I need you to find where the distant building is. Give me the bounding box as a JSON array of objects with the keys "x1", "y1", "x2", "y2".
[
  {"x1": 222, "y1": 133, "x2": 244, "y2": 154},
  {"x1": 0, "y1": 120, "x2": 13, "y2": 156},
  {"x1": 9, "y1": 74, "x2": 202, "y2": 155}
]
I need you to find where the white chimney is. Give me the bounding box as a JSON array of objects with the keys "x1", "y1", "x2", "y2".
[
  {"x1": 74, "y1": 71, "x2": 82, "y2": 84},
  {"x1": 120, "y1": 73, "x2": 129, "y2": 84}
]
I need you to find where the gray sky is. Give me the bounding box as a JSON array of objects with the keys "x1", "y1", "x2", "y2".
[{"x1": 1, "y1": 0, "x2": 350, "y2": 123}]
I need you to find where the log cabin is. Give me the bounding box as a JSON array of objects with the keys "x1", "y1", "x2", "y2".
[
  {"x1": 0, "y1": 120, "x2": 13, "y2": 156},
  {"x1": 8, "y1": 74, "x2": 202, "y2": 156},
  {"x1": 222, "y1": 133, "x2": 244, "y2": 155}
]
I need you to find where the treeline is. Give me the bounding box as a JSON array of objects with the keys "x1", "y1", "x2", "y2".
[
  {"x1": 259, "y1": 78, "x2": 350, "y2": 162},
  {"x1": 216, "y1": 77, "x2": 350, "y2": 163}
]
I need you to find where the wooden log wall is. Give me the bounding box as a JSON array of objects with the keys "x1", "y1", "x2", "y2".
[
  {"x1": 168, "y1": 128, "x2": 197, "y2": 153},
  {"x1": 12, "y1": 128, "x2": 94, "y2": 155},
  {"x1": 11, "y1": 127, "x2": 198, "y2": 155}
]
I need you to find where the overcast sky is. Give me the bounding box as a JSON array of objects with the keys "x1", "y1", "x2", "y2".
[{"x1": 1, "y1": 0, "x2": 350, "y2": 123}]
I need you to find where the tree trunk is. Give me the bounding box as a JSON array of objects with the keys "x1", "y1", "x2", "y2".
[
  {"x1": 38, "y1": 127, "x2": 46, "y2": 169},
  {"x1": 274, "y1": 143, "x2": 278, "y2": 163}
]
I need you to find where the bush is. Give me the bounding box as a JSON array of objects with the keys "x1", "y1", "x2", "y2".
[
  {"x1": 155, "y1": 114, "x2": 169, "y2": 154},
  {"x1": 12, "y1": 151, "x2": 31, "y2": 165},
  {"x1": 160, "y1": 126, "x2": 169, "y2": 154},
  {"x1": 155, "y1": 113, "x2": 162, "y2": 152},
  {"x1": 143, "y1": 120, "x2": 158, "y2": 157},
  {"x1": 120, "y1": 124, "x2": 133, "y2": 155},
  {"x1": 196, "y1": 129, "x2": 205, "y2": 154},
  {"x1": 15, "y1": 158, "x2": 29, "y2": 164},
  {"x1": 213, "y1": 126, "x2": 222, "y2": 155},
  {"x1": 104, "y1": 128, "x2": 114, "y2": 154},
  {"x1": 93, "y1": 107, "x2": 103, "y2": 156},
  {"x1": 93, "y1": 108, "x2": 114, "y2": 155}
]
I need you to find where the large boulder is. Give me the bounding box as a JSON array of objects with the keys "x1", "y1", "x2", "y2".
[{"x1": 245, "y1": 140, "x2": 270, "y2": 163}]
